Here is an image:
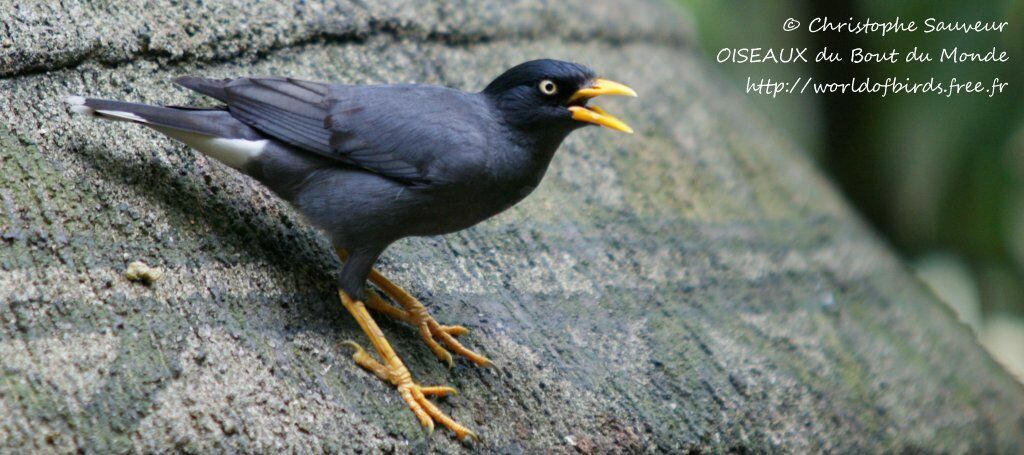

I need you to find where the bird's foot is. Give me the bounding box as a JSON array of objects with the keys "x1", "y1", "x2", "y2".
[
  {"x1": 342, "y1": 341, "x2": 477, "y2": 441},
  {"x1": 334, "y1": 248, "x2": 490, "y2": 367},
  {"x1": 365, "y1": 287, "x2": 491, "y2": 368},
  {"x1": 338, "y1": 290, "x2": 477, "y2": 440},
  {"x1": 362, "y1": 268, "x2": 493, "y2": 368}
]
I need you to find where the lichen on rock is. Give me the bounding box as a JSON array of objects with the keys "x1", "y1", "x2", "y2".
[{"x1": 124, "y1": 261, "x2": 163, "y2": 285}]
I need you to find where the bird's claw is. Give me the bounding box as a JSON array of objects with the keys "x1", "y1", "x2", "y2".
[
  {"x1": 416, "y1": 312, "x2": 491, "y2": 368},
  {"x1": 365, "y1": 288, "x2": 492, "y2": 367},
  {"x1": 399, "y1": 381, "x2": 477, "y2": 441},
  {"x1": 343, "y1": 340, "x2": 476, "y2": 441},
  {"x1": 438, "y1": 324, "x2": 470, "y2": 337}
]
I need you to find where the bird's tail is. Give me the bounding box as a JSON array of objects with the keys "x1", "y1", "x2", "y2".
[
  {"x1": 65, "y1": 96, "x2": 267, "y2": 170},
  {"x1": 65, "y1": 96, "x2": 237, "y2": 136}
]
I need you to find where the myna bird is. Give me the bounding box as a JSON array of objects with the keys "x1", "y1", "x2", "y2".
[{"x1": 66, "y1": 59, "x2": 636, "y2": 440}]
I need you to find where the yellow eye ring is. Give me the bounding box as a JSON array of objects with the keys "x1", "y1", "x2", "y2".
[{"x1": 538, "y1": 79, "x2": 557, "y2": 95}]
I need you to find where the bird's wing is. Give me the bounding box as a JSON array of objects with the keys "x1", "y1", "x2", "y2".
[
  {"x1": 176, "y1": 77, "x2": 489, "y2": 184},
  {"x1": 323, "y1": 84, "x2": 494, "y2": 185}
]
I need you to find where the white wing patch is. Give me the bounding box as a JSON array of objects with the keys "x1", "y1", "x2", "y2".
[{"x1": 153, "y1": 127, "x2": 267, "y2": 170}]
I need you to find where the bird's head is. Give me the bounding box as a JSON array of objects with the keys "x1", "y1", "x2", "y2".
[{"x1": 483, "y1": 59, "x2": 636, "y2": 136}]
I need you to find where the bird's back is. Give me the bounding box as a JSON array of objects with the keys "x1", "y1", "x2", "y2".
[
  {"x1": 177, "y1": 77, "x2": 507, "y2": 188},
  {"x1": 69, "y1": 76, "x2": 551, "y2": 247}
]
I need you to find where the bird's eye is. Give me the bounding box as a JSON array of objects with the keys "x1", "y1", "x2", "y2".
[{"x1": 538, "y1": 79, "x2": 557, "y2": 96}]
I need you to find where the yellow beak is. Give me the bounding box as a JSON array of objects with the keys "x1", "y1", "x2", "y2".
[{"x1": 567, "y1": 78, "x2": 637, "y2": 133}]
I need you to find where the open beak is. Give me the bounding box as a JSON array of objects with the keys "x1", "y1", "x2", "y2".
[{"x1": 567, "y1": 78, "x2": 637, "y2": 134}]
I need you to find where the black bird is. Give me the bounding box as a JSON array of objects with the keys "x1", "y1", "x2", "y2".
[{"x1": 66, "y1": 59, "x2": 636, "y2": 439}]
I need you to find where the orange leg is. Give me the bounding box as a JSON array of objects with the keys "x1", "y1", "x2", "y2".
[
  {"x1": 338, "y1": 290, "x2": 476, "y2": 441},
  {"x1": 337, "y1": 248, "x2": 491, "y2": 367}
]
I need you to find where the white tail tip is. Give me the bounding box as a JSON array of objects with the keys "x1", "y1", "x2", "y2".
[{"x1": 65, "y1": 95, "x2": 95, "y2": 116}]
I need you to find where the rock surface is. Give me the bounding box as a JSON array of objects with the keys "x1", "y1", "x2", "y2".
[{"x1": 1, "y1": 0, "x2": 1022, "y2": 452}]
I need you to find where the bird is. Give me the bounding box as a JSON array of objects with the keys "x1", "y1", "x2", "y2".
[{"x1": 66, "y1": 59, "x2": 636, "y2": 440}]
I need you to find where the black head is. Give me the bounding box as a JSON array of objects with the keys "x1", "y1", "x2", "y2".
[{"x1": 482, "y1": 59, "x2": 635, "y2": 138}]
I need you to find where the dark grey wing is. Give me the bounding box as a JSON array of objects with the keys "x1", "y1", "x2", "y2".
[
  {"x1": 175, "y1": 77, "x2": 489, "y2": 185},
  {"x1": 324, "y1": 84, "x2": 492, "y2": 184}
]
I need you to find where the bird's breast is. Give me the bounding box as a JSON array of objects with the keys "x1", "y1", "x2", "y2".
[{"x1": 405, "y1": 136, "x2": 555, "y2": 236}]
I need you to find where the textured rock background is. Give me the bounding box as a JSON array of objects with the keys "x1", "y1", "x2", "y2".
[{"x1": 2, "y1": 0, "x2": 1023, "y2": 452}]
